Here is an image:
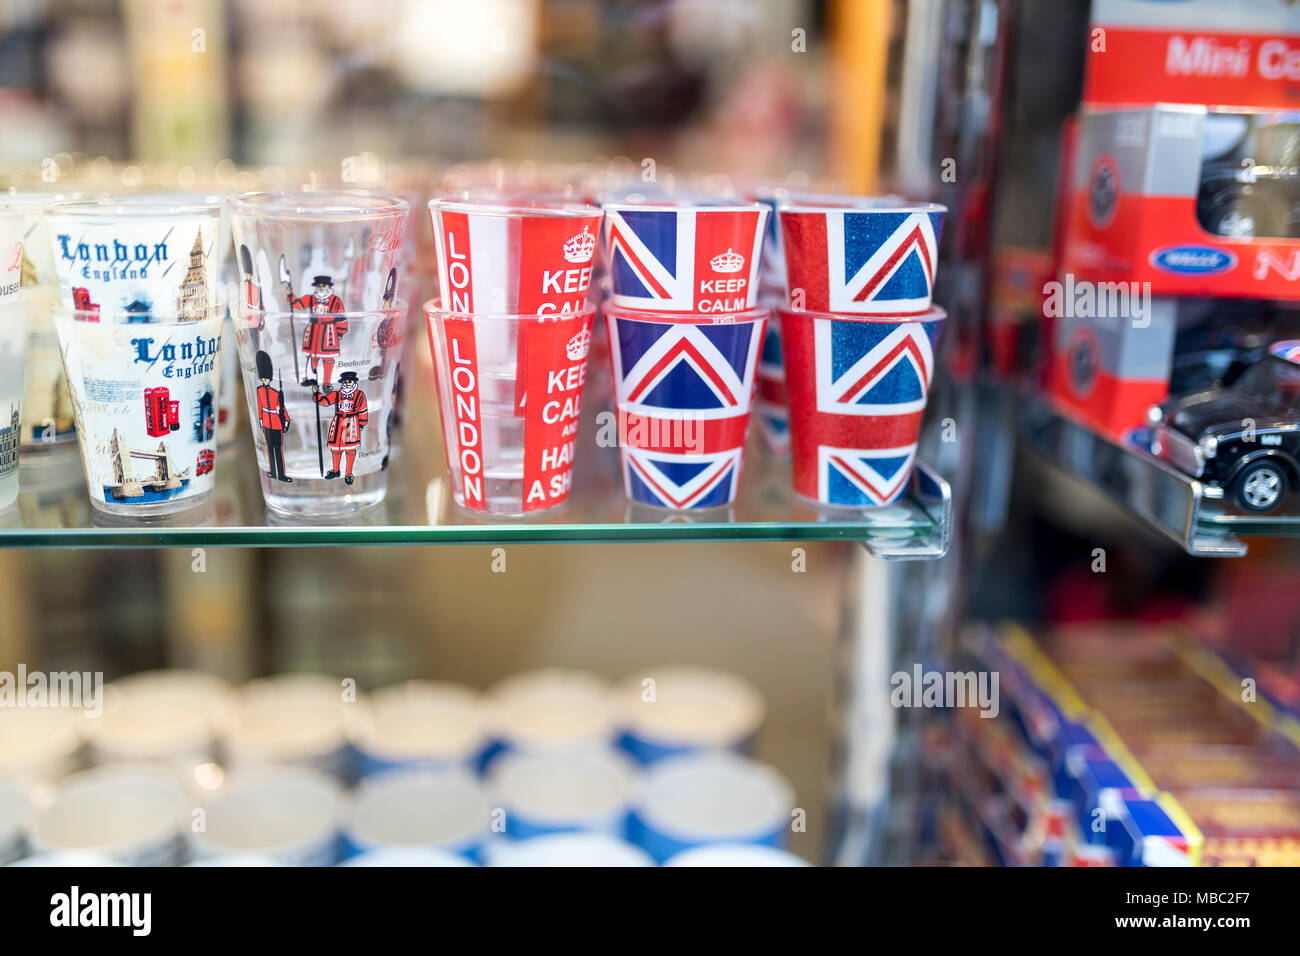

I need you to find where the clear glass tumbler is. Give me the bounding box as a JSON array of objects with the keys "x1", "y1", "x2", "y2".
[
  {"x1": 229, "y1": 190, "x2": 410, "y2": 517},
  {"x1": 232, "y1": 306, "x2": 406, "y2": 517},
  {"x1": 425, "y1": 303, "x2": 596, "y2": 516}
]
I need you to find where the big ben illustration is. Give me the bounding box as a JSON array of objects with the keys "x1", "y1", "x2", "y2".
[{"x1": 175, "y1": 230, "x2": 209, "y2": 321}]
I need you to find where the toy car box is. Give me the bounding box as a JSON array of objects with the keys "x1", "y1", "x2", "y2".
[
  {"x1": 1062, "y1": 105, "x2": 1300, "y2": 301},
  {"x1": 1064, "y1": 0, "x2": 1300, "y2": 300}
]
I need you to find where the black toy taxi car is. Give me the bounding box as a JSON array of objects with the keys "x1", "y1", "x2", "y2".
[{"x1": 1149, "y1": 342, "x2": 1300, "y2": 514}]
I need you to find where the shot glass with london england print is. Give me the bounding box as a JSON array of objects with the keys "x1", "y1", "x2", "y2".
[
  {"x1": 43, "y1": 196, "x2": 223, "y2": 320},
  {"x1": 54, "y1": 306, "x2": 225, "y2": 517},
  {"x1": 46, "y1": 197, "x2": 225, "y2": 517},
  {"x1": 230, "y1": 191, "x2": 408, "y2": 516}
]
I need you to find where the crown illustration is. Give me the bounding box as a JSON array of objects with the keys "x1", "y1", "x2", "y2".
[
  {"x1": 563, "y1": 226, "x2": 596, "y2": 264},
  {"x1": 566, "y1": 328, "x2": 591, "y2": 361},
  {"x1": 710, "y1": 248, "x2": 745, "y2": 273}
]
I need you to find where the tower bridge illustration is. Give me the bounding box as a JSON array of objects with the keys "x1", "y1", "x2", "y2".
[{"x1": 103, "y1": 428, "x2": 190, "y2": 502}]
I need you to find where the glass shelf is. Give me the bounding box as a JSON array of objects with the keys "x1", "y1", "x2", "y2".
[
  {"x1": 1021, "y1": 398, "x2": 1300, "y2": 557},
  {"x1": 1, "y1": 384, "x2": 951, "y2": 558}
]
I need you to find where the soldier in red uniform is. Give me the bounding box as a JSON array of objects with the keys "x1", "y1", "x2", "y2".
[
  {"x1": 313, "y1": 371, "x2": 368, "y2": 484},
  {"x1": 255, "y1": 350, "x2": 292, "y2": 482},
  {"x1": 284, "y1": 274, "x2": 347, "y2": 387}
]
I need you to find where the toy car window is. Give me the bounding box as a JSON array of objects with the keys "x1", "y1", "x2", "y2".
[{"x1": 1255, "y1": 123, "x2": 1300, "y2": 168}]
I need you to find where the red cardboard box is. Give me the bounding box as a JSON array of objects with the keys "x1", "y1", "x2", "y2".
[
  {"x1": 1064, "y1": 0, "x2": 1300, "y2": 300},
  {"x1": 1083, "y1": 0, "x2": 1300, "y2": 112},
  {"x1": 1062, "y1": 104, "x2": 1300, "y2": 301}
]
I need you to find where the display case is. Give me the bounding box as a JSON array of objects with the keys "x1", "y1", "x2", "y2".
[{"x1": 0, "y1": 0, "x2": 1295, "y2": 901}]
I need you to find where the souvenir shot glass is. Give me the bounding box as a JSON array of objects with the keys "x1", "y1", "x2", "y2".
[
  {"x1": 54, "y1": 305, "x2": 225, "y2": 517},
  {"x1": 426, "y1": 303, "x2": 595, "y2": 516},
  {"x1": 232, "y1": 307, "x2": 403, "y2": 516},
  {"x1": 1, "y1": 192, "x2": 80, "y2": 452},
  {"x1": 0, "y1": 209, "x2": 26, "y2": 508},
  {"x1": 755, "y1": 300, "x2": 789, "y2": 458},
  {"x1": 43, "y1": 197, "x2": 223, "y2": 320},
  {"x1": 602, "y1": 200, "x2": 768, "y2": 314},
  {"x1": 604, "y1": 302, "x2": 766, "y2": 510},
  {"x1": 749, "y1": 188, "x2": 905, "y2": 291},
  {"x1": 428, "y1": 198, "x2": 602, "y2": 316},
  {"x1": 429, "y1": 198, "x2": 602, "y2": 429},
  {"x1": 229, "y1": 190, "x2": 408, "y2": 318},
  {"x1": 777, "y1": 305, "x2": 945, "y2": 508},
  {"x1": 778, "y1": 202, "x2": 946, "y2": 315},
  {"x1": 230, "y1": 191, "x2": 410, "y2": 517}
]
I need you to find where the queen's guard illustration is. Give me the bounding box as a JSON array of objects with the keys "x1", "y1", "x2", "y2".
[
  {"x1": 283, "y1": 270, "x2": 348, "y2": 387},
  {"x1": 240, "y1": 244, "x2": 263, "y2": 315},
  {"x1": 255, "y1": 350, "x2": 291, "y2": 482},
  {"x1": 313, "y1": 371, "x2": 368, "y2": 485}
]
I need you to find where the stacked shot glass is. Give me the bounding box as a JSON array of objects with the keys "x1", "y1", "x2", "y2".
[
  {"x1": 425, "y1": 198, "x2": 603, "y2": 517},
  {"x1": 600, "y1": 199, "x2": 769, "y2": 511},
  {"x1": 45, "y1": 197, "x2": 227, "y2": 518},
  {"x1": 775, "y1": 198, "x2": 947, "y2": 509},
  {"x1": 229, "y1": 191, "x2": 410, "y2": 518},
  {"x1": 2, "y1": 189, "x2": 85, "y2": 466},
  {"x1": 0, "y1": 206, "x2": 26, "y2": 510}
]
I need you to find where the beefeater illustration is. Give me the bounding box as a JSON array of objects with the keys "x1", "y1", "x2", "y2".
[
  {"x1": 284, "y1": 274, "x2": 348, "y2": 387},
  {"x1": 255, "y1": 350, "x2": 292, "y2": 482},
  {"x1": 313, "y1": 371, "x2": 367, "y2": 484}
]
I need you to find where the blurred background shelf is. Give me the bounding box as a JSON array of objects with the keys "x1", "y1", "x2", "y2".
[
  {"x1": 1021, "y1": 399, "x2": 1300, "y2": 558},
  {"x1": 3, "y1": 391, "x2": 951, "y2": 558}
]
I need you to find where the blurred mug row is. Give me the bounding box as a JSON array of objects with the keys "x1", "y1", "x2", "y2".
[{"x1": 0, "y1": 666, "x2": 807, "y2": 866}]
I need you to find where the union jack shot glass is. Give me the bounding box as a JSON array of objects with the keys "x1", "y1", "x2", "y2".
[
  {"x1": 778, "y1": 203, "x2": 945, "y2": 316},
  {"x1": 778, "y1": 305, "x2": 945, "y2": 508},
  {"x1": 602, "y1": 201, "x2": 768, "y2": 314},
  {"x1": 749, "y1": 187, "x2": 905, "y2": 292},
  {"x1": 604, "y1": 302, "x2": 767, "y2": 511}
]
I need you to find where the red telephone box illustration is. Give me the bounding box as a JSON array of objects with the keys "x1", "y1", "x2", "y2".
[
  {"x1": 144, "y1": 388, "x2": 181, "y2": 437},
  {"x1": 72, "y1": 286, "x2": 101, "y2": 321}
]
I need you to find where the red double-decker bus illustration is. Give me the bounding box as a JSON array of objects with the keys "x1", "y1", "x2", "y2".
[{"x1": 144, "y1": 387, "x2": 181, "y2": 437}]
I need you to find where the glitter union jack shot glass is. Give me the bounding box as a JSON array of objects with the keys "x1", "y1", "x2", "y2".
[
  {"x1": 604, "y1": 302, "x2": 766, "y2": 511},
  {"x1": 602, "y1": 201, "x2": 768, "y2": 314},
  {"x1": 778, "y1": 203, "x2": 945, "y2": 316},
  {"x1": 777, "y1": 306, "x2": 945, "y2": 509},
  {"x1": 749, "y1": 188, "x2": 905, "y2": 291}
]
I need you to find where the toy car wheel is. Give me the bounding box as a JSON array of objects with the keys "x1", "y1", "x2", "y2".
[
  {"x1": 1230, "y1": 460, "x2": 1290, "y2": 514},
  {"x1": 1209, "y1": 195, "x2": 1276, "y2": 239}
]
